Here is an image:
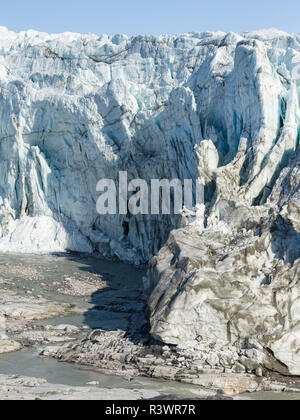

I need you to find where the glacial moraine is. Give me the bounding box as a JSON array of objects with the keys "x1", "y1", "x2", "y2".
[{"x1": 0, "y1": 253, "x2": 300, "y2": 400}]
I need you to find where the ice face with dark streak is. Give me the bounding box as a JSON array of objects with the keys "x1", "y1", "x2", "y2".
[{"x1": 0, "y1": 27, "x2": 299, "y2": 375}]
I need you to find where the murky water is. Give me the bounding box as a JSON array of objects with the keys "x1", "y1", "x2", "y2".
[
  {"x1": 0, "y1": 349, "x2": 213, "y2": 399},
  {"x1": 0, "y1": 252, "x2": 213, "y2": 399},
  {"x1": 0, "y1": 253, "x2": 299, "y2": 400},
  {"x1": 1, "y1": 348, "x2": 299, "y2": 400},
  {"x1": 0, "y1": 252, "x2": 144, "y2": 305},
  {"x1": 242, "y1": 391, "x2": 300, "y2": 400}
]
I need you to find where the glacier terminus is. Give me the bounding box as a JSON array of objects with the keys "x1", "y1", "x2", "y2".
[{"x1": 0, "y1": 26, "x2": 299, "y2": 379}]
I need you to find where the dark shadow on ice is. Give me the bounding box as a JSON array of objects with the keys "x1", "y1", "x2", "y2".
[{"x1": 270, "y1": 216, "x2": 300, "y2": 265}]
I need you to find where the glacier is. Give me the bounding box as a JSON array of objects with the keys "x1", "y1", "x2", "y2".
[{"x1": 0, "y1": 27, "x2": 299, "y2": 375}]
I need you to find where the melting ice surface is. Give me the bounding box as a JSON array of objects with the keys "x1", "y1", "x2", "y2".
[
  {"x1": 0, "y1": 26, "x2": 299, "y2": 385},
  {"x1": 0, "y1": 27, "x2": 298, "y2": 264}
]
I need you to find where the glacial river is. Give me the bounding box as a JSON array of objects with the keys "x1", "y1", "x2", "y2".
[{"x1": 0, "y1": 253, "x2": 299, "y2": 400}]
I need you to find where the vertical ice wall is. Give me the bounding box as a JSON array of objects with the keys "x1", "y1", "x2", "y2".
[{"x1": 0, "y1": 28, "x2": 298, "y2": 267}]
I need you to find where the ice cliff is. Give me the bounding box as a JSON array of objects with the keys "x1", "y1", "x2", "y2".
[{"x1": 0, "y1": 27, "x2": 299, "y2": 375}]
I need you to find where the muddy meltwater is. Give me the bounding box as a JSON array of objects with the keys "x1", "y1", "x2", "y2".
[{"x1": 0, "y1": 253, "x2": 298, "y2": 400}]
